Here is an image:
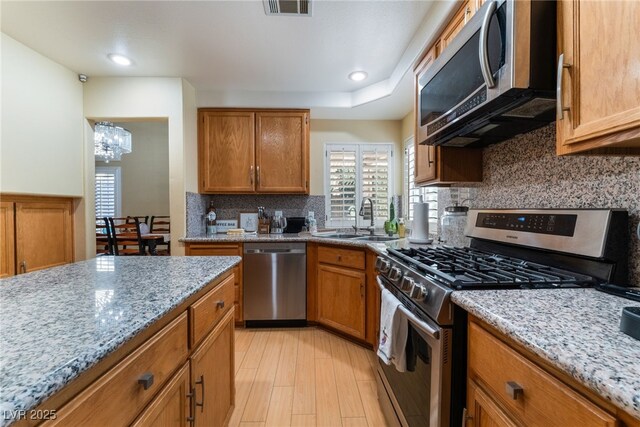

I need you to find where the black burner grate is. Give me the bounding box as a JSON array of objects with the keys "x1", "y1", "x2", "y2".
[{"x1": 388, "y1": 246, "x2": 596, "y2": 290}]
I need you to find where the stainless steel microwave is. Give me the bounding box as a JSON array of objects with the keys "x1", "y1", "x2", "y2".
[{"x1": 416, "y1": 0, "x2": 557, "y2": 147}]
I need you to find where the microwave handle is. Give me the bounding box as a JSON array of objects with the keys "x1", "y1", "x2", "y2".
[{"x1": 479, "y1": 0, "x2": 497, "y2": 89}]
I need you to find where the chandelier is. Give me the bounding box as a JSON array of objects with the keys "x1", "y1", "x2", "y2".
[{"x1": 94, "y1": 121, "x2": 132, "y2": 163}]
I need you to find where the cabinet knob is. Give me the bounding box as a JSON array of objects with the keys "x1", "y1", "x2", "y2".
[
  {"x1": 137, "y1": 372, "x2": 154, "y2": 390},
  {"x1": 20, "y1": 261, "x2": 27, "y2": 273},
  {"x1": 505, "y1": 381, "x2": 524, "y2": 400},
  {"x1": 216, "y1": 300, "x2": 225, "y2": 309}
]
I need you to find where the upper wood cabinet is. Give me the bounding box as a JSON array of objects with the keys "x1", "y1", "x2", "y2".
[
  {"x1": 0, "y1": 195, "x2": 74, "y2": 276},
  {"x1": 198, "y1": 109, "x2": 310, "y2": 194},
  {"x1": 556, "y1": 0, "x2": 640, "y2": 154},
  {"x1": 414, "y1": 44, "x2": 483, "y2": 186}
]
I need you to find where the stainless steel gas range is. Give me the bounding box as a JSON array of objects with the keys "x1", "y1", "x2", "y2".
[{"x1": 374, "y1": 209, "x2": 629, "y2": 427}]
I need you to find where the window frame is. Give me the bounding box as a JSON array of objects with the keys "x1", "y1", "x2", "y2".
[
  {"x1": 95, "y1": 166, "x2": 122, "y2": 219},
  {"x1": 324, "y1": 142, "x2": 394, "y2": 228}
]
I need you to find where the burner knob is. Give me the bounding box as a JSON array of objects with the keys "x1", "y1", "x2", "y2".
[
  {"x1": 388, "y1": 267, "x2": 402, "y2": 283},
  {"x1": 400, "y1": 276, "x2": 415, "y2": 291},
  {"x1": 410, "y1": 284, "x2": 428, "y2": 301},
  {"x1": 375, "y1": 257, "x2": 390, "y2": 274}
]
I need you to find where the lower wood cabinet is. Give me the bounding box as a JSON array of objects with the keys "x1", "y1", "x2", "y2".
[
  {"x1": 42, "y1": 272, "x2": 235, "y2": 427},
  {"x1": 0, "y1": 195, "x2": 74, "y2": 277},
  {"x1": 466, "y1": 318, "x2": 621, "y2": 427},
  {"x1": 190, "y1": 309, "x2": 235, "y2": 427},
  {"x1": 185, "y1": 243, "x2": 244, "y2": 324}
]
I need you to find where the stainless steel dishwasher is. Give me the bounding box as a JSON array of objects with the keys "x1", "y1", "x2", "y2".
[{"x1": 243, "y1": 242, "x2": 306, "y2": 326}]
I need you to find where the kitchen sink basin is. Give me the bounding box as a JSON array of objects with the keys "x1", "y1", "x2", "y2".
[
  {"x1": 314, "y1": 233, "x2": 362, "y2": 239},
  {"x1": 354, "y1": 235, "x2": 398, "y2": 242}
]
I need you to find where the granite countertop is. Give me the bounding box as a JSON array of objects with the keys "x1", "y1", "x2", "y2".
[
  {"x1": 452, "y1": 289, "x2": 640, "y2": 420},
  {"x1": 0, "y1": 256, "x2": 240, "y2": 424}
]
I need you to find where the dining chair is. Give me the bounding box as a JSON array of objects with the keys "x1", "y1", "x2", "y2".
[
  {"x1": 127, "y1": 216, "x2": 149, "y2": 226},
  {"x1": 150, "y1": 215, "x2": 171, "y2": 255},
  {"x1": 108, "y1": 217, "x2": 145, "y2": 256},
  {"x1": 96, "y1": 217, "x2": 112, "y2": 255}
]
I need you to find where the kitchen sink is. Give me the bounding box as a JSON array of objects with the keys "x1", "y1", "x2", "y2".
[
  {"x1": 313, "y1": 233, "x2": 362, "y2": 239},
  {"x1": 354, "y1": 235, "x2": 398, "y2": 242}
]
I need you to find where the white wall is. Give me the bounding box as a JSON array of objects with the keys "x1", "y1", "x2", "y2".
[
  {"x1": 83, "y1": 77, "x2": 194, "y2": 256},
  {"x1": 96, "y1": 121, "x2": 170, "y2": 217},
  {"x1": 1, "y1": 34, "x2": 84, "y2": 197},
  {"x1": 309, "y1": 119, "x2": 403, "y2": 195}
]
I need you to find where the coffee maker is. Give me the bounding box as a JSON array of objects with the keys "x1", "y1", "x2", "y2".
[{"x1": 271, "y1": 211, "x2": 287, "y2": 234}]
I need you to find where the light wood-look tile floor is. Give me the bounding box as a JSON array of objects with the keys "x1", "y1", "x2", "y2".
[{"x1": 231, "y1": 327, "x2": 391, "y2": 427}]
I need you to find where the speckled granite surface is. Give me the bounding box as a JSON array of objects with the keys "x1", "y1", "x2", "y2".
[
  {"x1": 0, "y1": 256, "x2": 240, "y2": 424},
  {"x1": 452, "y1": 289, "x2": 640, "y2": 419}
]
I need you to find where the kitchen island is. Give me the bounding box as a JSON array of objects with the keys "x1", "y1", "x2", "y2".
[
  {"x1": 453, "y1": 288, "x2": 640, "y2": 424},
  {"x1": 0, "y1": 255, "x2": 240, "y2": 426}
]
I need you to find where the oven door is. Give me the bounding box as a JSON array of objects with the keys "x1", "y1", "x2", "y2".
[
  {"x1": 417, "y1": 0, "x2": 508, "y2": 145},
  {"x1": 375, "y1": 277, "x2": 452, "y2": 427}
]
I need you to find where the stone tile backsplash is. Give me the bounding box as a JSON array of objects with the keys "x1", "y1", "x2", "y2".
[{"x1": 440, "y1": 123, "x2": 640, "y2": 284}]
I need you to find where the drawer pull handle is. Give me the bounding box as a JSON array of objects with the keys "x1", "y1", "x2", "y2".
[
  {"x1": 196, "y1": 375, "x2": 205, "y2": 412},
  {"x1": 187, "y1": 387, "x2": 196, "y2": 425},
  {"x1": 505, "y1": 381, "x2": 524, "y2": 400},
  {"x1": 137, "y1": 372, "x2": 154, "y2": 390},
  {"x1": 216, "y1": 300, "x2": 225, "y2": 309},
  {"x1": 20, "y1": 261, "x2": 27, "y2": 273},
  {"x1": 337, "y1": 255, "x2": 342, "y2": 261}
]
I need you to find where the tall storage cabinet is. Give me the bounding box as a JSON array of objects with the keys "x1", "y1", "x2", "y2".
[
  {"x1": 198, "y1": 109, "x2": 309, "y2": 194},
  {"x1": 0, "y1": 195, "x2": 74, "y2": 276}
]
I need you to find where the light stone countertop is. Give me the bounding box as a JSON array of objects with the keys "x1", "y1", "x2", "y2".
[
  {"x1": 0, "y1": 256, "x2": 240, "y2": 425},
  {"x1": 452, "y1": 288, "x2": 640, "y2": 420}
]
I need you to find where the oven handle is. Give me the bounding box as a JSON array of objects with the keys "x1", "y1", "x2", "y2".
[
  {"x1": 479, "y1": 0, "x2": 497, "y2": 89},
  {"x1": 376, "y1": 276, "x2": 440, "y2": 340}
]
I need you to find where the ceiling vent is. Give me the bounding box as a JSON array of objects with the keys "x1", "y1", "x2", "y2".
[{"x1": 263, "y1": 0, "x2": 312, "y2": 16}]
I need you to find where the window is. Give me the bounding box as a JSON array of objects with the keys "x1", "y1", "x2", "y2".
[
  {"x1": 404, "y1": 138, "x2": 438, "y2": 232},
  {"x1": 95, "y1": 166, "x2": 121, "y2": 219},
  {"x1": 325, "y1": 143, "x2": 394, "y2": 227}
]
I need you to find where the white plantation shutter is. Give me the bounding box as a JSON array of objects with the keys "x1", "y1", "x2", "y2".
[
  {"x1": 404, "y1": 139, "x2": 438, "y2": 231},
  {"x1": 328, "y1": 148, "x2": 357, "y2": 224},
  {"x1": 95, "y1": 167, "x2": 121, "y2": 218},
  {"x1": 325, "y1": 143, "x2": 394, "y2": 227}
]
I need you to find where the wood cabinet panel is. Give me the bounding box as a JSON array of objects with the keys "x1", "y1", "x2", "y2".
[
  {"x1": 255, "y1": 111, "x2": 309, "y2": 193},
  {"x1": 15, "y1": 200, "x2": 73, "y2": 274},
  {"x1": 132, "y1": 363, "x2": 191, "y2": 427},
  {"x1": 317, "y1": 264, "x2": 366, "y2": 340},
  {"x1": 467, "y1": 380, "x2": 518, "y2": 427},
  {"x1": 318, "y1": 245, "x2": 365, "y2": 270},
  {"x1": 0, "y1": 201, "x2": 15, "y2": 278},
  {"x1": 441, "y1": 1, "x2": 471, "y2": 50},
  {"x1": 186, "y1": 243, "x2": 243, "y2": 324},
  {"x1": 47, "y1": 313, "x2": 188, "y2": 427},
  {"x1": 199, "y1": 111, "x2": 255, "y2": 193},
  {"x1": 557, "y1": 0, "x2": 640, "y2": 154},
  {"x1": 468, "y1": 321, "x2": 617, "y2": 427},
  {"x1": 191, "y1": 309, "x2": 235, "y2": 427},
  {"x1": 190, "y1": 273, "x2": 235, "y2": 347}
]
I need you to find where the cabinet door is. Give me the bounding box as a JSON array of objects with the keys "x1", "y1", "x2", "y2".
[
  {"x1": 255, "y1": 111, "x2": 309, "y2": 193},
  {"x1": 132, "y1": 363, "x2": 191, "y2": 427},
  {"x1": 15, "y1": 200, "x2": 73, "y2": 274},
  {"x1": 467, "y1": 380, "x2": 518, "y2": 427},
  {"x1": 441, "y1": 1, "x2": 470, "y2": 50},
  {"x1": 557, "y1": 0, "x2": 640, "y2": 154},
  {"x1": 0, "y1": 201, "x2": 15, "y2": 278},
  {"x1": 199, "y1": 111, "x2": 255, "y2": 193},
  {"x1": 191, "y1": 310, "x2": 235, "y2": 427},
  {"x1": 317, "y1": 264, "x2": 366, "y2": 340},
  {"x1": 414, "y1": 46, "x2": 438, "y2": 184}
]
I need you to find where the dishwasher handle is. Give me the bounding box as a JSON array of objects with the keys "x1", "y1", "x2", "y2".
[{"x1": 245, "y1": 248, "x2": 306, "y2": 254}]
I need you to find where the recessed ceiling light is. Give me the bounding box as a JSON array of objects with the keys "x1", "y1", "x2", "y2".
[
  {"x1": 108, "y1": 54, "x2": 132, "y2": 66},
  {"x1": 348, "y1": 71, "x2": 368, "y2": 82}
]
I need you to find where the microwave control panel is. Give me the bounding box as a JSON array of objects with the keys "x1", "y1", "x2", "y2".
[{"x1": 427, "y1": 87, "x2": 487, "y2": 135}]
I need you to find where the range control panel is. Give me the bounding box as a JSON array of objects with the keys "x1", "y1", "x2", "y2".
[{"x1": 476, "y1": 212, "x2": 577, "y2": 237}]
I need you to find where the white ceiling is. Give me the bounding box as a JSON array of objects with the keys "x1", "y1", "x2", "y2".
[{"x1": 1, "y1": 0, "x2": 457, "y2": 120}]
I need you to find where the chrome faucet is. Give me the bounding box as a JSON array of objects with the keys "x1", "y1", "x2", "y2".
[{"x1": 358, "y1": 197, "x2": 375, "y2": 235}]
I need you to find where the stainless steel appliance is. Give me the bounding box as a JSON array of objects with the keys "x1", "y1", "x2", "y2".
[
  {"x1": 375, "y1": 209, "x2": 629, "y2": 427},
  {"x1": 244, "y1": 242, "x2": 306, "y2": 325},
  {"x1": 416, "y1": 0, "x2": 557, "y2": 147},
  {"x1": 270, "y1": 211, "x2": 288, "y2": 234}
]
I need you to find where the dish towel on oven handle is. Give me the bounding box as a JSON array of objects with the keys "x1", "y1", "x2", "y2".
[{"x1": 377, "y1": 288, "x2": 409, "y2": 372}]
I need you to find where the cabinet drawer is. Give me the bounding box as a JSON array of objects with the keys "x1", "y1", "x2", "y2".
[
  {"x1": 186, "y1": 244, "x2": 241, "y2": 256},
  {"x1": 47, "y1": 313, "x2": 188, "y2": 427},
  {"x1": 318, "y1": 246, "x2": 365, "y2": 270},
  {"x1": 468, "y1": 322, "x2": 616, "y2": 427},
  {"x1": 190, "y1": 273, "x2": 235, "y2": 347}
]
